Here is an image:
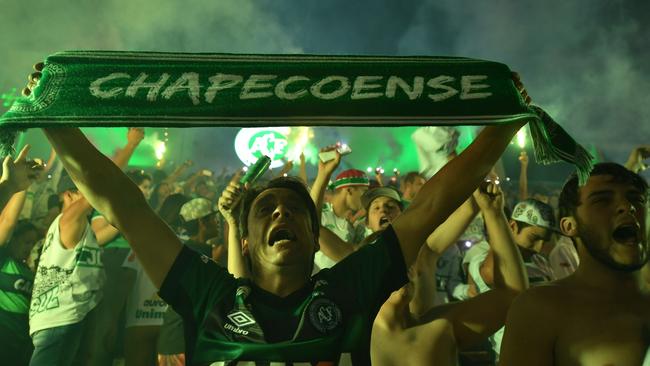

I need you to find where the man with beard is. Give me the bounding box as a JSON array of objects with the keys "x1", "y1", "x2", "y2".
[{"x1": 499, "y1": 162, "x2": 649, "y2": 366}]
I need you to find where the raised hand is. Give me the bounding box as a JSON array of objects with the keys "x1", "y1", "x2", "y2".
[
  {"x1": 624, "y1": 145, "x2": 650, "y2": 173},
  {"x1": 318, "y1": 144, "x2": 342, "y2": 176},
  {"x1": 22, "y1": 62, "x2": 44, "y2": 97},
  {"x1": 218, "y1": 170, "x2": 245, "y2": 224},
  {"x1": 127, "y1": 127, "x2": 145, "y2": 146},
  {"x1": 473, "y1": 181, "x2": 505, "y2": 214},
  {"x1": 1, "y1": 145, "x2": 43, "y2": 192},
  {"x1": 518, "y1": 151, "x2": 529, "y2": 166}
]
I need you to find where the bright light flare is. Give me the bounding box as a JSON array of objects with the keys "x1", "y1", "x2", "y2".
[
  {"x1": 516, "y1": 127, "x2": 527, "y2": 149},
  {"x1": 286, "y1": 127, "x2": 312, "y2": 162},
  {"x1": 154, "y1": 141, "x2": 166, "y2": 160}
]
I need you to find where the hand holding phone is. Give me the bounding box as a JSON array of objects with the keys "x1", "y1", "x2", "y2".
[{"x1": 319, "y1": 143, "x2": 352, "y2": 162}]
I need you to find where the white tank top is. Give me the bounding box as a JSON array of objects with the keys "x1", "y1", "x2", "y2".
[{"x1": 29, "y1": 214, "x2": 105, "y2": 334}]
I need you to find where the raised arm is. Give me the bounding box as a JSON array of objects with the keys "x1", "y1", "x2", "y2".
[
  {"x1": 90, "y1": 128, "x2": 145, "y2": 246},
  {"x1": 0, "y1": 145, "x2": 38, "y2": 210},
  {"x1": 391, "y1": 121, "x2": 524, "y2": 269},
  {"x1": 473, "y1": 183, "x2": 527, "y2": 292},
  {"x1": 91, "y1": 216, "x2": 121, "y2": 246},
  {"x1": 518, "y1": 151, "x2": 528, "y2": 201},
  {"x1": 164, "y1": 160, "x2": 193, "y2": 185},
  {"x1": 318, "y1": 225, "x2": 356, "y2": 262},
  {"x1": 425, "y1": 195, "x2": 479, "y2": 255},
  {"x1": 0, "y1": 191, "x2": 28, "y2": 245},
  {"x1": 112, "y1": 128, "x2": 145, "y2": 169},
  {"x1": 275, "y1": 159, "x2": 294, "y2": 178},
  {"x1": 217, "y1": 172, "x2": 249, "y2": 278},
  {"x1": 419, "y1": 182, "x2": 527, "y2": 349},
  {"x1": 624, "y1": 145, "x2": 650, "y2": 174},
  {"x1": 41, "y1": 147, "x2": 57, "y2": 175},
  {"x1": 298, "y1": 152, "x2": 308, "y2": 184},
  {"x1": 43, "y1": 127, "x2": 182, "y2": 287},
  {"x1": 309, "y1": 145, "x2": 341, "y2": 220},
  {"x1": 408, "y1": 195, "x2": 479, "y2": 316}
]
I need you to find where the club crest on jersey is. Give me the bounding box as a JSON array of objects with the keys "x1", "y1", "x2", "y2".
[{"x1": 308, "y1": 298, "x2": 342, "y2": 333}]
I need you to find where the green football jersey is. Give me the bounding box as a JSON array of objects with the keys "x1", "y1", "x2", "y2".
[
  {"x1": 159, "y1": 226, "x2": 407, "y2": 365},
  {"x1": 0, "y1": 247, "x2": 35, "y2": 365}
]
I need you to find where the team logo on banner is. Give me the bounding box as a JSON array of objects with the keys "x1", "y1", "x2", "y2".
[
  {"x1": 308, "y1": 297, "x2": 342, "y2": 333},
  {"x1": 234, "y1": 127, "x2": 289, "y2": 169}
]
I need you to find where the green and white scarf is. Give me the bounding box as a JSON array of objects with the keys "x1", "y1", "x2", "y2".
[{"x1": 0, "y1": 51, "x2": 592, "y2": 181}]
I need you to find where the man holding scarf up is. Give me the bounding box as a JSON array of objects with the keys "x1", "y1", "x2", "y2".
[{"x1": 23, "y1": 63, "x2": 527, "y2": 365}]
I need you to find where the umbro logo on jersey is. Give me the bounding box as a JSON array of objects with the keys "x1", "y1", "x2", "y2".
[{"x1": 227, "y1": 311, "x2": 256, "y2": 327}]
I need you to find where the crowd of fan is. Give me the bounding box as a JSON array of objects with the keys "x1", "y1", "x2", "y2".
[{"x1": 1, "y1": 88, "x2": 649, "y2": 366}]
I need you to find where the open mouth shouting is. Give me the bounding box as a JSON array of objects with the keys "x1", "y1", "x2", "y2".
[
  {"x1": 268, "y1": 227, "x2": 298, "y2": 246},
  {"x1": 379, "y1": 216, "x2": 391, "y2": 227},
  {"x1": 612, "y1": 221, "x2": 641, "y2": 246}
]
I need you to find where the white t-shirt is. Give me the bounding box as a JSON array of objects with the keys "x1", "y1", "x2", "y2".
[
  {"x1": 123, "y1": 250, "x2": 167, "y2": 328},
  {"x1": 469, "y1": 250, "x2": 553, "y2": 358},
  {"x1": 314, "y1": 203, "x2": 366, "y2": 271},
  {"x1": 549, "y1": 236, "x2": 579, "y2": 280},
  {"x1": 30, "y1": 214, "x2": 105, "y2": 335},
  {"x1": 462, "y1": 240, "x2": 490, "y2": 267}
]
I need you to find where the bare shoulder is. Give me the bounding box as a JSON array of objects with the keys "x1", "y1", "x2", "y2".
[{"x1": 509, "y1": 280, "x2": 575, "y2": 316}]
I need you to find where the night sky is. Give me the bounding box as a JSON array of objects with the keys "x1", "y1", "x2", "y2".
[{"x1": 1, "y1": 0, "x2": 648, "y2": 181}]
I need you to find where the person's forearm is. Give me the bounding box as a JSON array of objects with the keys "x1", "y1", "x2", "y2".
[
  {"x1": 94, "y1": 224, "x2": 121, "y2": 246},
  {"x1": 318, "y1": 225, "x2": 355, "y2": 262},
  {"x1": 519, "y1": 163, "x2": 528, "y2": 201},
  {"x1": 164, "y1": 164, "x2": 188, "y2": 184},
  {"x1": 112, "y1": 141, "x2": 139, "y2": 170},
  {"x1": 310, "y1": 171, "x2": 333, "y2": 221},
  {"x1": 482, "y1": 210, "x2": 528, "y2": 292},
  {"x1": 226, "y1": 220, "x2": 249, "y2": 278},
  {"x1": 298, "y1": 159, "x2": 308, "y2": 185},
  {"x1": 0, "y1": 181, "x2": 19, "y2": 211},
  {"x1": 398, "y1": 123, "x2": 524, "y2": 267},
  {"x1": 42, "y1": 148, "x2": 57, "y2": 175},
  {"x1": 0, "y1": 191, "x2": 27, "y2": 245},
  {"x1": 408, "y1": 245, "x2": 439, "y2": 317},
  {"x1": 43, "y1": 128, "x2": 143, "y2": 229},
  {"x1": 425, "y1": 197, "x2": 478, "y2": 255}
]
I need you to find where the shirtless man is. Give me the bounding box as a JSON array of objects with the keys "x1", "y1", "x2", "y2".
[
  {"x1": 499, "y1": 162, "x2": 649, "y2": 366},
  {"x1": 371, "y1": 182, "x2": 529, "y2": 366}
]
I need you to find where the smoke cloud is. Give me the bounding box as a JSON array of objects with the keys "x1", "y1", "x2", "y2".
[{"x1": 1, "y1": 0, "x2": 647, "y2": 179}]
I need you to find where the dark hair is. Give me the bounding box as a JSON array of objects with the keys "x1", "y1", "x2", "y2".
[
  {"x1": 152, "y1": 169, "x2": 168, "y2": 185},
  {"x1": 157, "y1": 193, "x2": 191, "y2": 234},
  {"x1": 12, "y1": 220, "x2": 39, "y2": 239},
  {"x1": 402, "y1": 171, "x2": 425, "y2": 186},
  {"x1": 559, "y1": 162, "x2": 648, "y2": 219},
  {"x1": 47, "y1": 194, "x2": 61, "y2": 211},
  {"x1": 126, "y1": 169, "x2": 152, "y2": 186},
  {"x1": 238, "y1": 176, "x2": 319, "y2": 241},
  {"x1": 150, "y1": 182, "x2": 172, "y2": 209},
  {"x1": 7, "y1": 220, "x2": 40, "y2": 253}
]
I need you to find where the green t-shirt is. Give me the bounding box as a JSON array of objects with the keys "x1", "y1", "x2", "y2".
[
  {"x1": 0, "y1": 247, "x2": 34, "y2": 364},
  {"x1": 159, "y1": 226, "x2": 407, "y2": 365},
  {"x1": 91, "y1": 210, "x2": 130, "y2": 249}
]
